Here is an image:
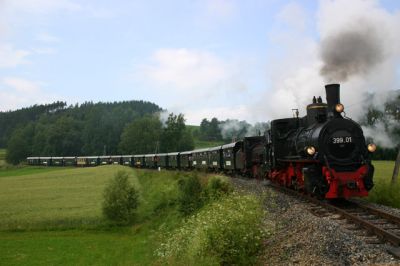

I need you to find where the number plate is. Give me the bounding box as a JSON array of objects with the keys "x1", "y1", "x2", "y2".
[{"x1": 332, "y1": 136, "x2": 352, "y2": 144}]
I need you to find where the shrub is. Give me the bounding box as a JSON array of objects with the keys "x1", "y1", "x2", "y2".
[
  {"x1": 102, "y1": 171, "x2": 139, "y2": 225},
  {"x1": 205, "y1": 175, "x2": 233, "y2": 200},
  {"x1": 177, "y1": 175, "x2": 203, "y2": 216},
  {"x1": 157, "y1": 193, "x2": 268, "y2": 265}
]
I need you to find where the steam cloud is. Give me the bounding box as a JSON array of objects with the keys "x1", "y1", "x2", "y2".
[
  {"x1": 219, "y1": 119, "x2": 269, "y2": 140},
  {"x1": 255, "y1": 0, "x2": 400, "y2": 148},
  {"x1": 320, "y1": 21, "x2": 385, "y2": 82}
]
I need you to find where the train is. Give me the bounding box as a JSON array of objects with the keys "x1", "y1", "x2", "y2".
[{"x1": 27, "y1": 84, "x2": 377, "y2": 199}]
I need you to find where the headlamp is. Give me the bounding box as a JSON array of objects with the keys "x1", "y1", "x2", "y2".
[
  {"x1": 306, "y1": 146, "x2": 316, "y2": 156},
  {"x1": 335, "y1": 103, "x2": 344, "y2": 113},
  {"x1": 367, "y1": 143, "x2": 377, "y2": 153}
]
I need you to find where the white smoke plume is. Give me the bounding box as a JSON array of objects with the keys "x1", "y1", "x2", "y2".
[
  {"x1": 362, "y1": 117, "x2": 399, "y2": 148},
  {"x1": 157, "y1": 110, "x2": 170, "y2": 128},
  {"x1": 219, "y1": 119, "x2": 269, "y2": 140}
]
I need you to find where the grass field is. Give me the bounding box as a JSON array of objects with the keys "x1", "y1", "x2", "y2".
[
  {"x1": 0, "y1": 160, "x2": 397, "y2": 265},
  {"x1": 194, "y1": 139, "x2": 225, "y2": 149},
  {"x1": 0, "y1": 165, "x2": 189, "y2": 265},
  {"x1": 367, "y1": 160, "x2": 400, "y2": 208}
]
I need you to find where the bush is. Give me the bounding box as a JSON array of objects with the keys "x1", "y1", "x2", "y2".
[
  {"x1": 157, "y1": 193, "x2": 268, "y2": 265},
  {"x1": 177, "y1": 175, "x2": 203, "y2": 216},
  {"x1": 102, "y1": 171, "x2": 139, "y2": 225},
  {"x1": 205, "y1": 176, "x2": 233, "y2": 200}
]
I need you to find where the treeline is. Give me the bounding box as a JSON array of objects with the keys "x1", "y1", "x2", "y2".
[
  {"x1": 3, "y1": 101, "x2": 194, "y2": 164},
  {"x1": 0, "y1": 101, "x2": 67, "y2": 147},
  {"x1": 194, "y1": 118, "x2": 270, "y2": 142}
]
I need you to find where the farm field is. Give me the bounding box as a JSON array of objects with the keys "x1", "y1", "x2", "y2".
[{"x1": 0, "y1": 165, "x2": 185, "y2": 265}]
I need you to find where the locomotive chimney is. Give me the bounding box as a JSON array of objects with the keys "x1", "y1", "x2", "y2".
[{"x1": 325, "y1": 84, "x2": 340, "y2": 118}]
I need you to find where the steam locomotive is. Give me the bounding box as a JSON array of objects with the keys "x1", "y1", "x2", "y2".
[
  {"x1": 27, "y1": 84, "x2": 377, "y2": 199},
  {"x1": 268, "y1": 84, "x2": 375, "y2": 198}
]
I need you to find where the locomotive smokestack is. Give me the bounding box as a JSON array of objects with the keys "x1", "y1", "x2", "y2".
[{"x1": 325, "y1": 84, "x2": 340, "y2": 117}]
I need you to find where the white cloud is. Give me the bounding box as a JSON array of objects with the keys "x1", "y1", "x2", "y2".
[
  {"x1": 276, "y1": 2, "x2": 307, "y2": 32},
  {"x1": 134, "y1": 48, "x2": 254, "y2": 124},
  {"x1": 3, "y1": 77, "x2": 42, "y2": 94},
  {"x1": 205, "y1": 0, "x2": 237, "y2": 19},
  {"x1": 0, "y1": 44, "x2": 30, "y2": 68},
  {"x1": 3, "y1": 0, "x2": 81, "y2": 14},
  {"x1": 138, "y1": 48, "x2": 231, "y2": 95},
  {"x1": 181, "y1": 105, "x2": 250, "y2": 125},
  {"x1": 35, "y1": 32, "x2": 60, "y2": 43},
  {"x1": 0, "y1": 77, "x2": 60, "y2": 111},
  {"x1": 31, "y1": 47, "x2": 57, "y2": 55}
]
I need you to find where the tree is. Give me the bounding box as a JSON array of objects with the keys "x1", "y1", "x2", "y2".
[
  {"x1": 118, "y1": 116, "x2": 162, "y2": 154},
  {"x1": 199, "y1": 117, "x2": 222, "y2": 141},
  {"x1": 392, "y1": 148, "x2": 400, "y2": 184},
  {"x1": 160, "y1": 113, "x2": 194, "y2": 152},
  {"x1": 6, "y1": 124, "x2": 34, "y2": 164}
]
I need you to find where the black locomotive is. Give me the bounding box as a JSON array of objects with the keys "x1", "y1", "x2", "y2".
[
  {"x1": 268, "y1": 84, "x2": 375, "y2": 198},
  {"x1": 27, "y1": 84, "x2": 376, "y2": 199}
]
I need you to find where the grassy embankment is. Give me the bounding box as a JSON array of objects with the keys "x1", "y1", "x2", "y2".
[
  {"x1": 187, "y1": 125, "x2": 226, "y2": 149},
  {"x1": 0, "y1": 165, "x2": 267, "y2": 265},
  {"x1": 367, "y1": 160, "x2": 400, "y2": 208}
]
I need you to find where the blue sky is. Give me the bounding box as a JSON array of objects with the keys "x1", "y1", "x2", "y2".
[{"x1": 1, "y1": 0, "x2": 399, "y2": 124}]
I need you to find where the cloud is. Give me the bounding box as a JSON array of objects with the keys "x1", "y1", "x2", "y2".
[
  {"x1": 205, "y1": 0, "x2": 237, "y2": 19},
  {"x1": 134, "y1": 48, "x2": 254, "y2": 124},
  {"x1": 35, "y1": 32, "x2": 60, "y2": 43},
  {"x1": 182, "y1": 105, "x2": 250, "y2": 125},
  {"x1": 276, "y1": 2, "x2": 307, "y2": 32},
  {"x1": 137, "y1": 48, "x2": 232, "y2": 96},
  {"x1": 0, "y1": 77, "x2": 60, "y2": 111},
  {"x1": 0, "y1": 44, "x2": 31, "y2": 68},
  {"x1": 2, "y1": 0, "x2": 81, "y2": 14}
]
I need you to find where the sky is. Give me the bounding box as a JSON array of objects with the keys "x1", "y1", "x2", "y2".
[{"x1": 0, "y1": 0, "x2": 400, "y2": 125}]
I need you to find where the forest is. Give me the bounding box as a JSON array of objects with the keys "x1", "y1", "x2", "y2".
[{"x1": 2, "y1": 101, "x2": 196, "y2": 164}]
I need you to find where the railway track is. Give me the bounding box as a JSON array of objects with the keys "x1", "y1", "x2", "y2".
[{"x1": 268, "y1": 183, "x2": 400, "y2": 258}]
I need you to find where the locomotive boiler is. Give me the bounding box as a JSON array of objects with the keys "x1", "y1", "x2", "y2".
[{"x1": 268, "y1": 84, "x2": 376, "y2": 198}]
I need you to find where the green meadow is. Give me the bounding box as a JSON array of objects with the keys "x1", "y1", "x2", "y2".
[
  {"x1": 0, "y1": 160, "x2": 398, "y2": 265},
  {"x1": 0, "y1": 165, "x2": 267, "y2": 265},
  {"x1": 0, "y1": 166, "x2": 186, "y2": 265},
  {"x1": 367, "y1": 161, "x2": 400, "y2": 208}
]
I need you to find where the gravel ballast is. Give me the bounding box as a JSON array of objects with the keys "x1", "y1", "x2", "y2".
[{"x1": 231, "y1": 178, "x2": 399, "y2": 265}]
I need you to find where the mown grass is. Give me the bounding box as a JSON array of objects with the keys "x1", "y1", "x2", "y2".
[
  {"x1": 367, "y1": 161, "x2": 400, "y2": 208},
  {"x1": 0, "y1": 166, "x2": 69, "y2": 178},
  {"x1": 0, "y1": 166, "x2": 204, "y2": 265}
]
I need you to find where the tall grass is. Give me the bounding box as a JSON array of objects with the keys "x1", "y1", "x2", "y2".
[
  {"x1": 157, "y1": 193, "x2": 268, "y2": 265},
  {"x1": 367, "y1": 161, "x2": 400, "y2": 208}
]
